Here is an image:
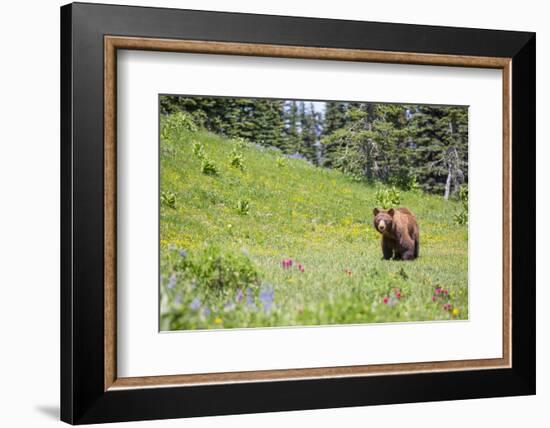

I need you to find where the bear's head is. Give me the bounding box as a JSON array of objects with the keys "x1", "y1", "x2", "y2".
[{"x1": 373, "y1": 208, "x2": 395, "y2": 234}]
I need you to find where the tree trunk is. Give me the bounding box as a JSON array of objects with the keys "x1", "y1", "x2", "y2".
[{"x1": 444, "y1": 166, "x2": 452, "y2": 200}]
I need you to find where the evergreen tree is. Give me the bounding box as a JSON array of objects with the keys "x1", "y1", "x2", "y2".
[
  {"x1": 283, "y1": 101, "x2": 301, "y2": 154},
  {"x1": 298, "y1": 102, "x2": 319, "y2": 163}
]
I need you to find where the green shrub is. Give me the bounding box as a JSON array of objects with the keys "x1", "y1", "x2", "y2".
[
  {"x1": 388, "y1": 171, "x2": 420, "y2": 192},
  {"x1": 236, "y1": 199, "x2": 250, "y2": 215},
  {"x1": 176, "y1": 246, "x2": 260, "y2": 292},
  {"x1": 201, "y1": 157, "x2": 219, "y2": 175},
  {"x1": 192, "y1": 141, "x2": 205, "y2": 159},
  {"x1": 276, "y1": 157, "x2": 287, "y2": 168},
  {"x1": 375, "y1": 186, "x2": 401, "y2": 209},
  {"x1": 161, "y1": 111, "x2": 198, "y2": 140},
  {"x1": 454, "y1": 185, "x2": 468, "y2": 225},
  {"x1": 234, "y1": 137, "x2": 249, "y2": 151},
  {"x1": 229, "y1": 149, "x2": 245, "y2": 170},
  {"x1": 160, "y1": 190, "x2": 177, "y2": 209}
]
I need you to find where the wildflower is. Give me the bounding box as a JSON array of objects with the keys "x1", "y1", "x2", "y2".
[
  {"x1": 202, "y1": 307, "x2": 211, "y2": 317},
  {"x1": 432, "y1": 296, "x2": 437, "y2": 302},
  {"x1": 214, "y1": 317, "x2": 222, "y2": 325},
  {"x1": 443, "y1": 303, "x2": 452, "y2": 311},
  {"x1": 344, "y1": 269, "x2": 352, "y2": 276},
  {"x1": 395, "y1": 292, "x2": 401, "y2": 299},
  {"x1": 435, "y1": 287, "x2": 442, "y2": 295},
  {"x1": 235, "y1": 289, "x2": 244, "y2": 303},
  {"x1": 167, "y1": 272, "x2": 177, "y2": 289},
  {"x1": 443, "y1": 289, "x2": 449, "y2": 296},
  {"x1": 452, "y1": 308, "x2": 460, "y2": 316},
  {"x1": 246, "y1": 288, "x2": 254, "y2": 305},
  {"x1": 259, "y1": 284, "x2": 274, "y2": 313},
  {"x1": 297, "y1": 263, "x2": 304, "y2": 272},
  {"x1": 383, "y1": 297, "x2": 389, "y2": 304},
  {"x1": 178, "y1": 249, "x2": 188, "y2": 258},
  {"x1": 281, "y1": 258, "x2": 293, "y2": 269},
  {"x1": 189, "y1": 297, "x2": 201, "y2": 311}
]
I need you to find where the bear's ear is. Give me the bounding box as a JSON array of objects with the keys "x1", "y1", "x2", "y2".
[
  {"x1": 373, "y1": 208, "x2": 379, "y2": 216},
  {"x1": 388, "y1": 208, "x2": 395, "y2": 216}
]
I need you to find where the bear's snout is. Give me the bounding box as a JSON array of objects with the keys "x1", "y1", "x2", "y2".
[{"x1": 377, "y1": 220, "x2": 386, "y2": 232}]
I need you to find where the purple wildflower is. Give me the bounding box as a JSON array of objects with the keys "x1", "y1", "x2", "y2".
[
  {"x1": 259, "y1": 284, "x2": 274, "y2": 313},
  {"x1": 167, "y1": 272, "x2": 177, "y2": 289},
  {"x1": 235, "y1": 289, "x2": 244, "y2": 303},
  {"x1": 202, "y1": 307, "x2": 211, "y2": 317},
  {"x1": 189, "y1": 297, "x2": 201, "y2": 311},
  {"x1": 246, "y1": 288, "x2": 254, "y2": 305},
  {"x1": 179, "y1": 249, "x2": 188, "y2": 258}
]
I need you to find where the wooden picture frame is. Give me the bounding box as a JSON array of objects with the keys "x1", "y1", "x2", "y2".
[{"x1": 61, "y1": 2, "x2": 535, "y2": 424}]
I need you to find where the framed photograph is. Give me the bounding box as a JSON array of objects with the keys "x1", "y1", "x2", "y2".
[{"x1": 61, "y1": 2, "x2": 535, "y2": 424}]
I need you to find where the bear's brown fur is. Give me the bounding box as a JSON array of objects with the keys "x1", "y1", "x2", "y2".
[{"x1": 373, "y1": 207, "x2": 419, "y2": 260}]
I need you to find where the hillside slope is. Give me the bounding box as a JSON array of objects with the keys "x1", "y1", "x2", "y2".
[{"x1": 160, "y1": 125, "x2": 468, "y2": 330}]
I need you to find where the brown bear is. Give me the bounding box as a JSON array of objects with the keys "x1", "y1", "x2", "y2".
[{"x1": 373, "y1": 207, "x2": 419, "y2": 260}]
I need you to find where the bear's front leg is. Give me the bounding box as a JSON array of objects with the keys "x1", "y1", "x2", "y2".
[
  {"x1": 401, "y1": 249, "x2": 415, "y2": 260},
  {"x1": 382, "y1": 237, "x2": 394, "y2": 260}
]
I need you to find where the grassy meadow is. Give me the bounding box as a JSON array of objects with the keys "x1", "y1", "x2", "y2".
[{"x1": 159, "y1": 118, "x2": 468, "y2": 331}]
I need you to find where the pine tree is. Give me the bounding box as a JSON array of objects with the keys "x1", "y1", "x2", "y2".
[
  {"x1": 298, "y1": 102, "x2": 319, "y2": 163},
  {"x1": 283, "y1": 101, "x2": 301, "y2": 154}
]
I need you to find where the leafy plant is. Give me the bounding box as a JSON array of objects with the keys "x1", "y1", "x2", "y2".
[
  {"x1": 160, "y1": 190, "x2": 177, "y2": 209},
  {"x1": 375, "y1": 186, "x2": 401, "y2": 209},
  {"x1": 236, "y1": 199, "x2": 250, "y2": 215},
  {"x1": 201, "y1": 157, "x2": 219, "y2": 175},
  {"x1": 176, "y1": 246, "x2": 260, "y2": 293},
  {"x1": 454, "y1": 185, "x2": 468, "y2": 225},
  {"x1": 161, "y1": 111, "x2": 198, "y2": 140},
  {"x1": 388, "y1": 171, "x2": 420, "y2": 192},
  {"x1": 192, "y1": 141, "x2": 205, "y2": 159},
  {"x1": 229, "y1": 149, "x2": 245, "y2": 170},
  {"x1": 276, "y1": 157, "x2": 287, "y2": 168},
  {"x1": 234, "y1": 137, "x2": 248, "y2": 151}
]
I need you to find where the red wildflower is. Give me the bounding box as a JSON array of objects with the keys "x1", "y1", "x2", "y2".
[{"x1": 383, "y1": 297, "x2": 389, "y2": 304}]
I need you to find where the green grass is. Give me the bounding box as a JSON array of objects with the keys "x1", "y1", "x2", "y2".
[{"x1": 159, "y1": 123, "x2": 468, "y2": 331}]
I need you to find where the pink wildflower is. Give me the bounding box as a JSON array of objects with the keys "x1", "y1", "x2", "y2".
[{"x1": 281, "y1": 258, "x2": 293, "y2": 269}]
